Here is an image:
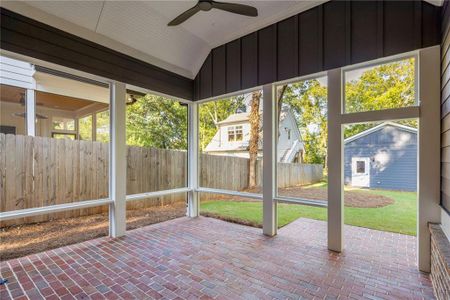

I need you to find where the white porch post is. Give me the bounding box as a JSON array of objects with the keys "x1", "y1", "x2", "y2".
[
  {"x1": 262, "y1": 84, "x2": 277, "y2": 236},
  {"x1": 418, "y1": 46, "x2": 441, "y2": 272},
  {"x1": 327, "y1": 68, "x2": 343, "y2": 252},
  {"x1": 109, "y1": 81, "x2": 127, "y2": 237},
  {"x1": 188, "y1": 102, "x2": 199, "y2": 217},
  {"x1": 26, "y1": 89, "x2": 36, "y2": 136}
]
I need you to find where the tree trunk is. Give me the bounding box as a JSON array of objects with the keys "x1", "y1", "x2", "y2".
[
  {"x1": 248, "y1": 91, "x2": 261, "y2": 188},
  {"x1": 277, "y1": 85, "x2": 287, "y2": 125}
]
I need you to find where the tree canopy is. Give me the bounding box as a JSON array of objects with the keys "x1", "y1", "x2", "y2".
[
  {"x1": 126, "y1": 94, "x2": 188, "y2": 150},
  {"x1": 344, "y1": 57, "x2": 416, "y2": 138},
  {"x1": 123, "y1": 58, "x2": 415, "y2": 167},
  {"x1": 279, "y1": 57, "x2": 416, "y2": 166}
]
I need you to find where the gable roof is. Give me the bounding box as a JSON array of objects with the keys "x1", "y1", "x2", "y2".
[
  {"x1": 217, "y1": 107, "x2": 294, "y2": 126},
  {"x1": 216, "y1": 112, "x2": 250, "y2": 125},
  {"x1": 344, "y1": 122, "x2": 417, "y2": 144}
]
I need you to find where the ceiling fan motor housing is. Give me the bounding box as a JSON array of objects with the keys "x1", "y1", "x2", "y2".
[{"x1": 199, "y1": 0, "x2": 213, "y2": 11}]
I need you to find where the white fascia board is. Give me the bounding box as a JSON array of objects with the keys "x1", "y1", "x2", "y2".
[{"x1": 344, "y1": 121, "x2": 418, "y2": 144}]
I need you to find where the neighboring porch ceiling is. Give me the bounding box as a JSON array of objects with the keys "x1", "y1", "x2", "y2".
[{"x1": 2, "y1": 1, "x2": 328, "y2": 79}]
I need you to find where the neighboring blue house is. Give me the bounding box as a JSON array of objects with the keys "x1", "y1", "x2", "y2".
[{"x1": 344, "y1": 122, "x2": 417, "y2": 191}]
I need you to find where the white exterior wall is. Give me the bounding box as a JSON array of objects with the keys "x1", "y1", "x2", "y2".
[
  {"x1": 0, "y1": 56, "x2": 35, "y2": 89},
  {"x1": 218, "y1": 122, "x2": 251, "y2": 150},
  {"x1": 0, "y1": 101, "x2": 27, "y2": 135},
  {"x1": 206, "y1": 112, "x2": 302, "y2": 162}
]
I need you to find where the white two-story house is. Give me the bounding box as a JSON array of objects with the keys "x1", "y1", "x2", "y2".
[{"x1": 204, "y1": 107, "x2": 304, "y2": 163}]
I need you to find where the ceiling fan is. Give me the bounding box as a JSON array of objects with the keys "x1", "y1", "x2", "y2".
[
  {"x1": 168, "y1": 0, "x2": 258, "y2": 26},
  {"x1": 13, "y1": 93, "x2": 48, "y2": 120}
]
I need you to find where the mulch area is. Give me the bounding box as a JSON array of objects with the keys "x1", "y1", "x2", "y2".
[
  {"x1": 213, "y1": 186, "x2": 394, "y2": 208},
  {"x1": 0, "y1": 203, "x2": 186, "y2": 261}
]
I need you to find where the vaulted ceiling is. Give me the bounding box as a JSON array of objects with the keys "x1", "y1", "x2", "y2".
[{"x1": 1, "y1": 0, "x2": 330, "y2": 79}]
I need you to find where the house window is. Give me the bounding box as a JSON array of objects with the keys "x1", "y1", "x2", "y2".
[
  {"x1": 228, "y1": 126, "x2": 243, "y2": 142},
  {"x1": 235, "y1": 126, "x2": 243, "y2": 141},
  {"x1": 228, "y1": 126, "x2": 235, "y2": 141},
  {"x1": 356, "y1": 161, "x2": 365, "y2": 174},
  {"x1": 52, "y1": 117, "x2": 75, "y2": 131}
]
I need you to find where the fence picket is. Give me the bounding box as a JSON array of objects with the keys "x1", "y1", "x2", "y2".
[{"x1": 0, "y1": 133, "x2": 322, "y2": 226}]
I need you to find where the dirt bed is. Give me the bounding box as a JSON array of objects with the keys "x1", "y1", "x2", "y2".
[
  {"x1": 213, "y1": 186, "x2": 394, "y2": 208},
  {"x1": 0, "y1": 203, "x2": 186, "y2": 261}
]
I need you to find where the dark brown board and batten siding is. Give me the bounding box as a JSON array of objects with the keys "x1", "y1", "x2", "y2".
[
  {"x1": 0, "y1": 7, "x2": 193, "y2": 100},
  {"x1": 194, "y1": 0, "x2": 441, "y2": 100},
  {"x1": 442, "y1": 0, "x2": 450, "y2": 213}
]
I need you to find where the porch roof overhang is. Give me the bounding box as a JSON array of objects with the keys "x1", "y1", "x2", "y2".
[{"x1": 0, "y1": 1, "x2": 443, "y2": 102}]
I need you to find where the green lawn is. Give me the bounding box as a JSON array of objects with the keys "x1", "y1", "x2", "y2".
[{"x1": 200, "y1": 188, "x2": 417, "y2": 235}]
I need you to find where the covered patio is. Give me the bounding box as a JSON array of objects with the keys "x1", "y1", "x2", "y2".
[
  {"x1": 1, "y1": 0, "x2": 449, "y2": 299},
  {"x1": 0, "y1": 217, "x2": 434, "y2": 300}
]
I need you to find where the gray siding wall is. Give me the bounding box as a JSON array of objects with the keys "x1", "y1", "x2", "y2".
[{"x1": 344, "y1": 125, "x2": 417, "y2": 191}]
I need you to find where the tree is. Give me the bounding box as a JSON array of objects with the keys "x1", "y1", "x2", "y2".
[
  {"x1": 248, "y1": 91, "x2": 261, "y2": 188},
  {"x1": 280, "y1": 79, "x2": 328, "y2": 166},
  {"x1": 126, "y1": 94, "x2": 188, "y2": 150},
  {"x1": 344, "y1": 58, "x2": 416, "y2": 138},
  {"x1": 96, "y1": 110, "x2": 110, "y2": 143},
  {"x1": 277, "y1": 58, "x2": 416, "y2": 167},
  {"x1": 198, "y1": 96, "x2": 246, "y2": 150}
]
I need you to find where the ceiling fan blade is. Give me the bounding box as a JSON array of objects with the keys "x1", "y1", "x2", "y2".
[
  {"x1": 211, "y1": 1, "x2": 258, "y2": 17},
  {"x1": 168, "y1": 5, "x2": 201, "y2": 26}
]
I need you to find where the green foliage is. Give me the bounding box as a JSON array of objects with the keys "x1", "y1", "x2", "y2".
[
  {"x1": 126, "y1": 94, "x2": 188, "y2": 150},
  {"x1": 345, "y1": 58, "x2": 415, "y2": 113},
  {"x1": 280, "y1": 58, "x2": 416, "y2": 165},
  {"x1": 280, "y1": 79, "x2": 327, "y2": 165},
  {"x1": 199, "y1": 96, "x2": 246, "y2": 150},
  {"x1": 78, "y1": 115, "x2": 93, "y2": 141},
  {"x1": 344, "y1": 58, "x2": 417, "y2": 138},
  {"x1": 123, "y1": 93, "x2": 245, "y2": 151},
  {"x1": 96, "y1": 110, "x2": 110, "y2": 143}
]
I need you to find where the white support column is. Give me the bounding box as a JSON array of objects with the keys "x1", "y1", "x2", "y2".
[
  {"x1": 109, "y1": 81, "x2": 127, "y2": 238},
  {"x1": 262, "y1": 84, "x2": 277, "y2": 236},
  {"x1": 187, "y1": 102, "x2": 199, "y2": 217},
  {"x1": 26, "y1": 89, "x2": 36, "y2": 136},
  {"x1": 418, "y1": 46, "x2": 441, "y2": 272},
  {"x1": 327, "y1": 68, "x2": 343, "y2": 252}
]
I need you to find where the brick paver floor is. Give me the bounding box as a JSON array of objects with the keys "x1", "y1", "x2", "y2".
[{"x1": 0, "y1": 217, "x2": 434, "y2": 299}]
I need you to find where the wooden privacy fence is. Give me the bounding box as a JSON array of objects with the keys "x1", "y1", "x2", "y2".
[
  {"x1": 200, "y1": 154, "x2": 323, "y2": 190},
  {"x1": 0, "y1": 134, "x2": 322, "y2": 226}
]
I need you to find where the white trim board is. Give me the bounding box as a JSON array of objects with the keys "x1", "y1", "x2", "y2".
[
  {"x1": 442, "y1": 209, "x2": 450, "y2": 241},
  {"x1": 344, "y1": 121, "x2": 418, "y2": 144}
]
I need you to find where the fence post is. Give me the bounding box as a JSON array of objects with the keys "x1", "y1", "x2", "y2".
[
  {"x1": 109, "y1": 81, "x2": 127, "y2": 237},
  {"x1": 262, "y1": 84, "x2": 277, "y2": 236},
  {"x1": 187, "y1": 102, "x2": 199, "y2": 217}
]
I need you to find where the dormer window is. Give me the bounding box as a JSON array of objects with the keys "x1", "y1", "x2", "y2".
[{"x1": 228, "y1": 125, "x2": 243, "y2": 142}]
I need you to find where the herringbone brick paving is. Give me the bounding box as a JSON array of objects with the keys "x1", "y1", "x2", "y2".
[{"x1": 0, "y1": 217, "x2": 434, "y2": 299}]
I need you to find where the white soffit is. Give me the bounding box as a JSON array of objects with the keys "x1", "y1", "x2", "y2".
[
  {"x1": 0, "y1": 0, "x2": 374, "y2": 79},
  {"x1": 35, "y1": 72, "x2": 110, "y2": 104}
]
